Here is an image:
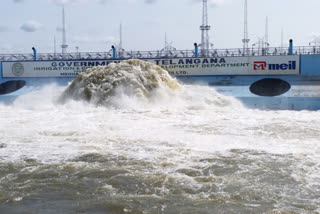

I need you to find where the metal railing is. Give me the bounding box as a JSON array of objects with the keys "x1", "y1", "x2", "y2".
[{"x1": 1, "y1": 46, "x2": 320, "y2": 61}]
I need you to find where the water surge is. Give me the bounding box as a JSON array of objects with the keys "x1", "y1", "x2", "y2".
[{"x1": 0, "y1": 62, "x2": 319, "y2": 213}]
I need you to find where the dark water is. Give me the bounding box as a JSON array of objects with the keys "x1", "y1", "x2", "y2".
[{"x1": 0, "y1": 151, "x2": 319, "y2": 214}]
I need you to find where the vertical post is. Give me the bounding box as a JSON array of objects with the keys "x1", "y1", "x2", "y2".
[
  {"x1": 0, "y1": 61, "x2": 2, "y2": 78},
  {"x1": 32, "y1": 47, "x2": 37, "y2": 61},
  {"x1": 194, "y1": 43, "x2": 198, "y2": 58},
  {"x1": 281, "y1": 28, "x2": 284, "y2": 49},
  {"x1": 112, "y1": 46, "x2": 117, "y2": 59},
  {"x1": 242, "y1": 0, "x2": 250, "y2": 56},
  {"x1": 119, "y1": 23, "x2": 123, "y2": 58},
  {"x1": 61, "y1": 5, "x2": 68, "y2": 54},
  {"x1": 200, "y1": 0, "x2": 211, "y2": 57},
  {"x1": 289, "y1": 39, "x2": 293, "y2": 55},
  {"x1": 76, "y1": 46, "x2": 80, "y2": 59},
  {"x1": 54, "y1": 36, "x2": 56, "y2": 59}
]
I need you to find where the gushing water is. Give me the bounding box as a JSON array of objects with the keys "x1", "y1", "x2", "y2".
[
  {"x1": 0, "y1": 62, "x2": 319, "y2": 213},
  {"x1": 60, "y1": 59, "x2": 180, "y2": 107}
]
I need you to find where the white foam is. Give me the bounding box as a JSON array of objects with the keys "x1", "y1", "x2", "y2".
[
  {"x1": 1, "y1": 74, "x2": 320, "y2": 212},
  {"x1": 0, "y1": 60, "x2": 320, "y2": 172},
  {"x1": 0, "y1": 82, "x2": 320, "y2": 165}
]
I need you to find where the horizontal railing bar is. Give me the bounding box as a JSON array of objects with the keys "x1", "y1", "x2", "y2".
[{"x1": 1, "y1": 46, "x2": 320, "y2": 61}]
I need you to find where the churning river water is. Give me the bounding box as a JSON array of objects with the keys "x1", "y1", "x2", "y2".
[{"x1": 0, "y1": 84, "x2": 319, "y2": 214}]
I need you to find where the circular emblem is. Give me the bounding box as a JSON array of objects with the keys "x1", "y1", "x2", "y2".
[{"x1": 12, "y1": 63, "x2": 24, "y2": 77}]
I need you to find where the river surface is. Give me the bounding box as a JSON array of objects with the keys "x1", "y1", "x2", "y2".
[{"x1": 0, "y1": 84, "x2": 319, "y2": 214}]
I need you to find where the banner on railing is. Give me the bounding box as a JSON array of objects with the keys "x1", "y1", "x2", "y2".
[{"x1": 1, "y1": 55, "x2": 300, "y2": 78}]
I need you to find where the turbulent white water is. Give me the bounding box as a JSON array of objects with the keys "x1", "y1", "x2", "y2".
[
  {"x1": 1, "y1": 84, "x2": 320, "y2": 163},
  {"x1": 0, "y1": 83, "x2": 247, "y2": 163},
  {"x1": 0, "y1": 67, "x2": 320, "y2": 213}
]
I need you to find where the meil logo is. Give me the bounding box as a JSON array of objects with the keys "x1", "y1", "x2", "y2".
[
  {"x1": 269, "y1": 61, "x2": 296, "y2": 70},
  {"x1": 253, "y1": 61, "x2": 297, "y2": 71},
  {"x1": 254, "y1": 61, "x2": 267, "y2": 70}
]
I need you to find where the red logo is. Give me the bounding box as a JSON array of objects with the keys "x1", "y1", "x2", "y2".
[{"x1": 254, "y1": 61, "x2": 267, "y2": 70}]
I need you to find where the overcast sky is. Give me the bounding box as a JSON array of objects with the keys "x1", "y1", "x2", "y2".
[{"x1": 1, "y1": 0, "x2": 320, "y2": 54}]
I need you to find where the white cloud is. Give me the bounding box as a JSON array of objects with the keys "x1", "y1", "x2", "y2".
[{"x1": 20, "y1": 20, "x2": 42, "y2": 32}]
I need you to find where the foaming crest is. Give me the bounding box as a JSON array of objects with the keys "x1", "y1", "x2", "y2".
[{"x1": 59, "y1": 59, "x2": 181, "y2": 107}]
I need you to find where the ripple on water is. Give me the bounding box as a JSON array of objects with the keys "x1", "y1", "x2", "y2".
[{"x1": 0, "y1": 149, "x2": 319, "y2": 213}]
